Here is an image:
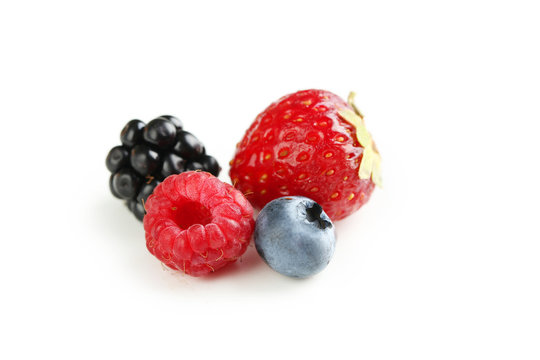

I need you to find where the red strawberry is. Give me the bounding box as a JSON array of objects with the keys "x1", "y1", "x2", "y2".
[{"x1": 229, "y1": 89, "x2": 381, "y2": 221}]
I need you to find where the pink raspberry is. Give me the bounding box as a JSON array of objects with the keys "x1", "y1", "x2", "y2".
[{"x1": 143, "y1": 171, "x2": 255, "y2": 276}]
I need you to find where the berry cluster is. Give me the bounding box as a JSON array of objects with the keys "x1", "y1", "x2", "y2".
[
  {"x1": 106, "y1": 90, "x2": 380, "y2": 278},
  {"x1": 106, "y1": 115, "x2": 220, "y2": 221}
]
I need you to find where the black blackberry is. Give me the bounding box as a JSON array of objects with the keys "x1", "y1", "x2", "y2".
[
  {"x1": 106, "y1": 115, "x2": 221, "y2": 221},
  {"x1": 130, "y1": 144, "x2": 161, "y2": 176},
  {"x1": 161, "y1": 153, "x2": 185, "y2": 178},
  {"x1": 105, "y1": 146, "x2": 129, "y2": 173},
  {"x1": 174, "y1": 131, "x2": 205, "y2": 158},
  {"x1": 143, "y1": 118, "x2": 177, "y2": 149},
  {"x1": 120, "y1": 119, "x2": 145, "y2": 148}
]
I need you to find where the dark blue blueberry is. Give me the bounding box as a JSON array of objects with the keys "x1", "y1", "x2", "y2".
[{"x1": 254, "y1": 196, "x2": 336, "y2": 278}]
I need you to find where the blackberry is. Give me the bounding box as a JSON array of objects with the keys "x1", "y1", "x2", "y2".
[
  {"x1": 185, "y1": 161, "x2": 205, "y2": 171},
  {"x1": 110, "y1": 168, "x2": 142, "y2": 199},
  {"x1": 130, "y1": 144, "x2": 161, "y2": 176},
  {"x1": 157, "y1": 115, "x2": 183, "y2": 130},
  {"x1": 120, "y1": 119, "x2": 145, "y2": 148},
  {"x1": 161, "y1": 153, "x2": 185, "y2": 178},
  {"x1": 106, "y1": 115, "x2": 221, "y2": 221},
  {"x1": 143, "y1": 118, "x2": 177, "y2": 149},
  {"x1": 105, "y1": 146, "x2": 129, "y2": 173},
  {"x1": 174, "y1": 131, "x2": 205, "y2": 158}
]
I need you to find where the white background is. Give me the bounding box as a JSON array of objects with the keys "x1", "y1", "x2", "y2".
[{"x1": 1, "y1": 1, "x2": 539, "y2": 359}]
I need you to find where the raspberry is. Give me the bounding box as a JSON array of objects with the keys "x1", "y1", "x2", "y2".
[
  {"x1": 229, "y1": 89, "x2": 381, "y2": 221},
  {"x1": 143, "y1": 171, "x2": 255, "y2": 276},
  {"x1": 106, "y1": 115, "x2": 221, "y2": 221}
]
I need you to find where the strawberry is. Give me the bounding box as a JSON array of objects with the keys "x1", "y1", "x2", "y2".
[{"x1": 229, "y1": 89, "x2": 381, "y2": 221}]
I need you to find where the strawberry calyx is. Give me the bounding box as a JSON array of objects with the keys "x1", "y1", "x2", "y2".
[{"x1": 338, "y1": 92, "x2": 382, "y2": 187}]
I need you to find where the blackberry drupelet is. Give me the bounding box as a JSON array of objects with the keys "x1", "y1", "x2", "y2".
[{"x1": 106, "y1": 115, "x2": 221, "y2": 221}]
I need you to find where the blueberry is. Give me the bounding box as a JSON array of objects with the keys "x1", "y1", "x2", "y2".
[
  {"x1": 105, "y1": 146, "x2": 129, "y2": 173},
  {"x1": 198, "y1": 154, "x2": 221, "y2": 176},
  {"x1": 143, "y1": 118, "x2": 177, "y2": 149},
  {"x1": 120, "y1": 119, "x2": 145, "y2": 148},
  {"x1": 161, "y1": 153, "x2": 185, "y2": 178},
  {"x1": 130, "y1": 144, "x2": 161, "y2": 176},
  {"x1": 254, "y1": 196, "x2": 336, "y2": 278},
  {"x1": 173, "y1": 131, "x2": 204, "y2": 158},
  {"x1": 156, "y1": 115, "x2": 183, "y2": 130},
  {"x1": 110, "y1": 168, "x2": 142, "y2": 200}
]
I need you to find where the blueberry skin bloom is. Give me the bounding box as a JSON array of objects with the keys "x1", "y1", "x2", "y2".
[{"x1": 254, "y1": 196, "x2": 336, "y2": 278}]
